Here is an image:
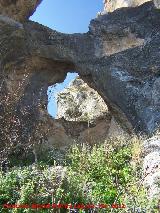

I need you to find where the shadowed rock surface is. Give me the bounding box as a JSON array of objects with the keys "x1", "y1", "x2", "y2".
[{"x1": 0, "y1": 0, "x2": 160, "y2": 199}]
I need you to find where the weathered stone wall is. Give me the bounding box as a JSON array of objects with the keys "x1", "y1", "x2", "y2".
[
  {"x1": 0, "y1": 0, "x2": 42, "y2": 22},
  {"x1": 143, "y1": 136, "x2": 160, "y2": 198},
  {"x1": 0, "y1": 0, "x2": 160, "y2": 199},
  {"x1": 57, "y1": 77, "x2": 109, "y2": 122},
  {"x1": 55, "y1": 77, "x2": 126, "y2": 145},
  {"x1": 104, "y1": 0, "x2": 160, "y2": 12}
]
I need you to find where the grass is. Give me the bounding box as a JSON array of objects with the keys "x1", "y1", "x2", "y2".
[{"x1": 0, "y1": 136, "x2": 159, "y2": 212}]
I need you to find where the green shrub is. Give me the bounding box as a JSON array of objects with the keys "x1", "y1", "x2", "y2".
[{"x1": 0, "y1": 137, "x2": 159, "y2": 212}]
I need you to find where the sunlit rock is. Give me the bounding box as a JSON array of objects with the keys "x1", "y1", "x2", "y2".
[
  {"x1": 103, "y1": 0, "x2": 159, "y2": 12},
  {"x1": 0, "y1": 0, "x2": 42, "y2": 22}
]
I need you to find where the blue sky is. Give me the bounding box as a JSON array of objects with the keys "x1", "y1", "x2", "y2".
[
  {"x1": 31, "y1": 0, "x2": 103, "y2": 33},
  {"x1": 47, "y1": 72, "x2": 78, "y2": 117},
  {"x1": 30, "y1": 0, "x2": 103, "y2": 117}
]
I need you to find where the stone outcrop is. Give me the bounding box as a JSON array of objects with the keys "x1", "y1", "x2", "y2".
[
  {"x1": 143, "y1": 135, "x2": 160, "y2": 198},
  {"x1": 56, "y1": 77, "x2": 109, "y2": 122},
  {"x1": 89, "y1": 2, "x2": 160, "y2": 135},
  {"x1": 44, "y1": 77, "x2": 125, "y2": 149},
  {"x1": 0, "y1": 0, "x2": 42, "y2": 22},
  {"x1": 0, "y1": 0, "x2": 160, "y2": 199},
  {"x1": 55, "y1": 77, "x2": 121, "y2": 145},
  {"x1": 104, "y1": 0, "x2": 160, "y2": 12}
]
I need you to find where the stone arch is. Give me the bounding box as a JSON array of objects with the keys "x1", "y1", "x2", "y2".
[
  {"x1": 1, "y1": 0, "x2": 160, "y2": 200},
  {"x1": 1, "y1": 1, "x2": 160, "y2": 159}
]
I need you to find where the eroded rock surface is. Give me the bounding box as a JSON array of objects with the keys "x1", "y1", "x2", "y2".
[
  {"x1": 57, "y1": 77, "x2": 109, "y2": 122},
  {"x1": 0, "y1": 0, "x2": 160, "y2": 199},
  {"x1": 42, "y1": 77, "x2": 126, "y2": 148},
  {"x1": 103, "y1": 0, "x2": 159, "y2": 12},
  {"x1": 143, "y1": 136, "x2": 160, "y2": 198},
  {"x1": 0, "y1": 0, "x2": 42, "y2": 22},
  {"x1": 89, "y1": 2, "x2": 160, "y2": 135},
  {"x1": 56, "y1": 77, "x2": 115, "y2": 145}
]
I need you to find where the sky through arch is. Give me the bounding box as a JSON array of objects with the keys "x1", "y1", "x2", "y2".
[
  {"x1": 30, "y1": 0, "x2": 103, "y2": 117},
  {"x1": 31, "y1": 0, "x2": 103, "y2": 33}
]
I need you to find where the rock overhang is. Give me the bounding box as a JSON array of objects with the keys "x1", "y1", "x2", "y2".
[{"x1": 1, "y1": 1, "x2": 160, "y2": 150}]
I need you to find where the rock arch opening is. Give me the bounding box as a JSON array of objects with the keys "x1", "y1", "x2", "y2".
[
  {"x1": 0, "y1": 0, "x2": 160, "y2": 201},
  {"x1": 47, "y1": 72, "x2": 78, "y2": 118},
  {"x1": 47, "y1": 73, "x2": 126, "y2": 150}
]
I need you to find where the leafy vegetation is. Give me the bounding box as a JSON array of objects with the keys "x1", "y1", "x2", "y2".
[{"x1": 0, "y1": 137, "x2": 159, "y2": 212}]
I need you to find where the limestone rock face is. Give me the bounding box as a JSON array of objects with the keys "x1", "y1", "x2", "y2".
[
  {"x1": 154, "y1": 0, "x2": 160, "y2": 8},
  {"x1": 104, "y1": 0, "x2": 159, "y2": 12},
  {"x1": 107, "y1": 117, "x2": 127, "y2": 138},
  {"x1": 0, "y1": 0, "x2": 42, "y2": 22},
  {"x1": 0, "y1": 2, "x2": 157, "y2": 145},
  {"x1": 89, "y1": 2, "x2": 160, "y2": 135},
  {"x1": 55, "y1": 77, "x2": 126, "y2": 145},
  {"x1": 0, "y1": 0, "x2": 159, "y2": 145},
  {"x1": 57, "y1": 77, "x2": 109, "y2": 122},
  {"x1": 56, "y1": 77, "x2": 114, "y2": 145},
  {"x1": 1, "y1": 0, "x2": 160, "y2": 199},
  {"x1": 143, "y1": 136, "x2": 160, "y2": 198}
]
